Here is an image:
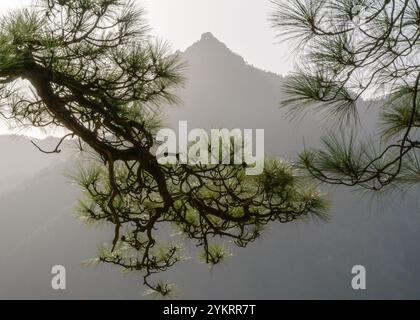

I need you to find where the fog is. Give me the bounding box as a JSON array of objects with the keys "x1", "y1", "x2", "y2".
[{"x1": 0, "y1": 33, "x2": 419, "y2": 299}]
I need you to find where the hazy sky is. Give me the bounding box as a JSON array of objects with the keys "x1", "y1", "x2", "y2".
[
  {"x1": 142, "y1": 0, "x2": 293, "y2": 75},
  {"x1": 0, "y1": 0, "x2": 293, "y2": 75}
]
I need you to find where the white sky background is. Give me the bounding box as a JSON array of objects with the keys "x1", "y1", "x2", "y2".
[
  {"x1": 0, "y1": 0, "x2": 294, "y2": 137},
  {"x1": 141, "y1": 0, "x2": 293, "y2": 75}
]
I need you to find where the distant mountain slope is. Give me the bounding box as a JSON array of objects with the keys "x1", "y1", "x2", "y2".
[
  {"x1": 0, "y1": 135, "x2": 71, "y2": 194},
  {"x1": 0, "y1": 34, "x2": 419, "y2": 299},
  {"x1": 164, "y1": 32, "x2": 322, "y2": 157},
  {"x1": 0, "y1": 157, "x2": 144, "y2": 299},
  {"x1": 165, "y1": 32, "x2": 378, "y2": 156}
]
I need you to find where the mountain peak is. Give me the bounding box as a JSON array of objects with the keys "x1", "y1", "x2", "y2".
[
  {"x1": 197, "y1": 32, "x2": 226, "y2": 48},
  {"x1": 184, "y1": 32, "x2": 246, "y2": 67},
  {"x1": 200, "y1": 32, "x2": 215, "y2": 40}
]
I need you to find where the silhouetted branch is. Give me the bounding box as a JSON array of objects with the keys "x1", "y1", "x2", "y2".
[{"x1": 30, "y1": 133, "x2": 74, "y2": 154}]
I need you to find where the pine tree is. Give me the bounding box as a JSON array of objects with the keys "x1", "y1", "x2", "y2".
[
  {"x1": 271, "y1": 0, "x2": 420, "y2": 191},
  {"x1": 0, "y1": 0, "x2": 328, "y2": 295}
]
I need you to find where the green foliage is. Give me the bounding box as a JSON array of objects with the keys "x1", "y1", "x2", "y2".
[
  {"x1": 272, "y1": 0, "x2": 420, "y2": 191},
  {"x1": 200, "y1": 244, "x2": 231, "y2": 265},
  {"x1": 380, "y1": 87, "x2": 420, "y2": 139}
]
